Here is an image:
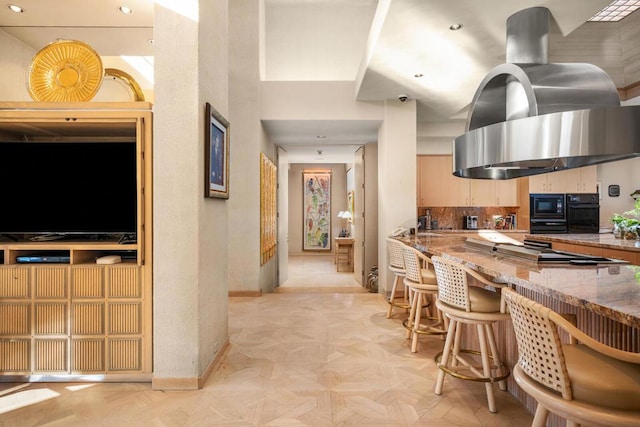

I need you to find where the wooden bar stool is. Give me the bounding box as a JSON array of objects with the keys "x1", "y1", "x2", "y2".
[
  {"x1": 402, "y1": 246, "x2": 446, "y2": 353},
  {"x1": 504, "y1": 287, "x2": 640, "y2": 427},
  {"x1": 385, "y1": 238, "x2": 409, "y2": 318},
  {"x1": 431, "y1": 256, "x2": 510, "y2": 413}
]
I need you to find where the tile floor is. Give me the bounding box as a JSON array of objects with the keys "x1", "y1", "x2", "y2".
[{"x1": 0, "y1": 255, "x2": 533, "y2": 426}]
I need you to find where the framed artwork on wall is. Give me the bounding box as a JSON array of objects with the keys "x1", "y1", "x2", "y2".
[
  {"x1": 303, "y1": 171, "x2": 331, "y2": 251},
  {"x1": 260, "y1": 153, "x2": 277, "y2": 265},
  {"x1": 204, "y1": 102, "x2": 230, "y2": 199}
]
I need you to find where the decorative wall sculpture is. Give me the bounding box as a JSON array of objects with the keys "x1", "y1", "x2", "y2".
[
  {"x1": 260, "y1": 153, "x2": 277, "y2": 265},
  {"x1": 303, "y1": 171, "x2": 331, "y2": 251}
]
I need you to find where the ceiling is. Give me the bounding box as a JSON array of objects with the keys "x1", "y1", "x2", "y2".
[{"x1": 0, "y1": 0, "x2": 618, "y2": 163}]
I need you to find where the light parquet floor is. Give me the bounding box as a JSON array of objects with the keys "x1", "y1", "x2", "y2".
[
  {"x1": 0, "y1": 256, "x2": 533, "y2": 426},
  {"x1": 278, "y1": 254, "x2": 364, "y2": 291}
]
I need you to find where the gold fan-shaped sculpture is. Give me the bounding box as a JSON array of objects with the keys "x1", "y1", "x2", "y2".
[
  {"x1": 104, "y1": 68, "x2": 146, "y2": 101},
  {"x1": 27, "y1": 39, "x2": 104, "y2": 102}
]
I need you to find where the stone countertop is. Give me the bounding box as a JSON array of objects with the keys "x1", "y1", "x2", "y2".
[
  {"x1": 526, "y1": 233, "x2": 640, "y2": 252},
  {"x1": 397, "y1": 233, "x2": 640, "y2": 328}
]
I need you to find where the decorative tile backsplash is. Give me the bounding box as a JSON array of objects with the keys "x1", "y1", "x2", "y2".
[{"x1": 418, "y1": 207, "x2": 522, "y2": 230}]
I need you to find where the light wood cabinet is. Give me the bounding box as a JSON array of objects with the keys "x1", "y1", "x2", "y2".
[
  {"x1": 601, "y1": 248, "x2": 639, "y2": 265},
  {"x1": 417, "y1": 155, "x2": 519, "y2": 207},
  {"x1": 0, "y1": 102, "x2": 152, "y2": 380},
  {"x1": 495, "y1": 180, "x2": 519, "y2": 206},
  {"x1": 528, "y1": 166, "x2": 597, "y2": 193}
]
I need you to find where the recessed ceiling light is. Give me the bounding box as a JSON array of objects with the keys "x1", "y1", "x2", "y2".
[
  {"x1": 8, "y1": 4, "x2": 24, "y2": 13},
  {"x1": 449, "y1": 23, "x2": 463, "y2": 31},
  {"x1": 589, "y1": 0, "x2": 640, "y2": 21},
  {"x1": 414, "y1": 73, "x2": 424, "y2": 78},
  {"x1": 148, "y1": 39, "x2": 155, "y2": 45},
  {"x1": 118, "y1": 6, "x2": 133, "y2": 14}
]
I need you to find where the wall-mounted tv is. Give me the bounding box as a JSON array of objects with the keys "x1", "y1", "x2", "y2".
[{"x1": 0, "y1": 141, "x2": 137, "y2": 237}]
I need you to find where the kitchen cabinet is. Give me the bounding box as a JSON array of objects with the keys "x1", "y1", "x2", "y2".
[
  {"x1": 602, "y1": 248, "x2": 639, "y2": 264},
  {"x1": 418, "y1": 155, "x2": 466, "y2": 206},
  {"x1": 495, "y1": 180, "x2": 519, "y2": 206},
  {"x1": 417, "y1": 155, "x2": 519, "y2": 207},
  {"x1": 528, "y1": 165, "x2": 597, "y2": 193},
  {"x1": 469, "y1": 180, "x2": 495, "y2": 206}
]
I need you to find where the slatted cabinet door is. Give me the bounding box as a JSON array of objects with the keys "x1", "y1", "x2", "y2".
[
  {"x1": 0, "y1": 266, "x2": 31, "y2": 373},
  {"x1": 33, "y1": 266, "x2": 69, "y2": 373},
  {"x1": 106, "y1": 265, "x2": 143, "y2": 373}
]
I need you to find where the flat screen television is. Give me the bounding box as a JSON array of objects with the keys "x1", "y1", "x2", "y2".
[{"x1": 0, "y1": 141, "x2": 137, "y2": 237}]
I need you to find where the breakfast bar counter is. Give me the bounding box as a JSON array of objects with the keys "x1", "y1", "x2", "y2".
[
  {"x1": 398, "y1": 232, "x2": 640, "y2": 330},
  {"x1": 397, "y1": 231, "x2": 640, "y2": 423}
]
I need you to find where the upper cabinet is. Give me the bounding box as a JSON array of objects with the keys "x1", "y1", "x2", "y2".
[
  {"x1": 529, "y1": 166, "x2": 597, "y2": 194},
  {"x1": 417, "y1": 155, "x2": 519, "y2": 207}
]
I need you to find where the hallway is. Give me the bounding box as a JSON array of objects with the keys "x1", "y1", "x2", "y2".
[
  {"x1": 278, "y1": 254, "x2": 365, "y2": 291},
  {"x1": 0, "y1": 283, "x2": 533, "y2": 426}
]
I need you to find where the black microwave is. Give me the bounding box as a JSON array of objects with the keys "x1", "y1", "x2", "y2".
[
  {"x1": 530, "y1": 193, "x2": 567, "y2": 233},
  {"x1": 530, "y1": 193, "x2": 565, "y2": 220}
]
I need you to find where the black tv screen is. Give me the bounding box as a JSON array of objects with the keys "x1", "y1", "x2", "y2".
[{"x1": 0, "y1": 141, "x2": 137, "y2": 236}]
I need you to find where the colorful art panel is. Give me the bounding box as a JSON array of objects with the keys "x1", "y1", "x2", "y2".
[{"x1": 303, "y1": 171, "x2": 331, "y2": 251}]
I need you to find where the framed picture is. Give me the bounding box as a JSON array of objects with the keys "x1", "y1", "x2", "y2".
[
  {"x1": 204, "y1": 102, "x2": 230, "y2": 199},
  {"x1": 303, "y1": 171, "x2": 331, "y2": 251}
]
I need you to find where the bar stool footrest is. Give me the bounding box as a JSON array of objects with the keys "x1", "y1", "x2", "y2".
[
  {"x1": 403, "y1": 317, "x2": 447, "y2": 335},
  {"x1": 434, "y1": 349, "x2": 511, "y2": 383}
]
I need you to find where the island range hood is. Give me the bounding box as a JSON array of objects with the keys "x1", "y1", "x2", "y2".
[{"x1": 453, "y1": 7, "x2": 640, "y2": 179}]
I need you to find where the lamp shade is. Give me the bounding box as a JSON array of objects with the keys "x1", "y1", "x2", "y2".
[
  {"x1": 337, "y1": 211, "x2": 345, "y2": 218},
  {"x1": 342, "y1": 211, "x2": 352, "y2": 219}
]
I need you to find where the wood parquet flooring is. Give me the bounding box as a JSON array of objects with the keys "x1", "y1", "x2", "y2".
[{"x1": 0, "y1": 256, "x2": 533, "y2": 426}]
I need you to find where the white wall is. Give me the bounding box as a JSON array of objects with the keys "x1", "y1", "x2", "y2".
[
  {"x1": 264, "y1": 1, "x2": 376, "y2": 81},
  {"x1": 597, "y1": 96, "x2": 640, "y2": 226},
  {"x1": 0, "y1": 30, "x2": 33, "y2": 101},
  {"x1": 377, "y1": 99, "x2": 417, "y2": 294},
  {"x1": 153, "y1": 0, "x2": 229, "y2": 388},
  {"x1": 261, "y1": 80, "x2": 384, "y2": 120},
  {"x1": 229, "y1": 0, "x2": 276, "y2": 295},
  {"x1": 288, "y1": 163, "x2": 348, "y2": 255}
]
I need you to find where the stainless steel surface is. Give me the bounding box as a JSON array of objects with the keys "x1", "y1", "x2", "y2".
[
  {"x1": 454, "y1": 7, "x2": 639, "y2": 179},
  {"x1": 465, "y1": 62, "x2": 620, "y2": 132},
  {"x1": 463, "y1": 215, "x2": 478, "y2": 230},
  {"x1": 506, "y1": 7, "x2": 549, "y2": 64},
  {"x1": 464, "y1": 238, "x2": 628, "y2": 264},
  {"x1": 454, "y1": 105, "x2": 640, "y2": 179}
]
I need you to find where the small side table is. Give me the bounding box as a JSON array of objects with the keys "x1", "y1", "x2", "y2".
[{"x1": 334, "y1": 237, "x2": 354, "y2": 272}]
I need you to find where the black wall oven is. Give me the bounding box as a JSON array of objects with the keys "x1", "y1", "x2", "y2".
[
  {"x1": 566, "y1": 193, "x2": 599, "y2": 233},
  {"x1": 530, "y1": 193, "x2": 567, "y2": 233}
]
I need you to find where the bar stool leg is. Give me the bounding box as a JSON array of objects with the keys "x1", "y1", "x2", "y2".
[
  {"x1": 435, "y1": 317, "x2": 457, "y2": 395},
  {"x1": 411, "y1": 293, "x2": 424, "y2": 353},
  {"x1": 405, "y1": 288, "x2": 418, "y2": 340},
  {"x1": 386, "y1": 275, "x2": 400, "y2": 318},
  {"x1": 477, "y1": 324, "x2": 497, "y2": 413},
  {"x1": 485, "y1": 323, "x2": 507, "y2": 391}
]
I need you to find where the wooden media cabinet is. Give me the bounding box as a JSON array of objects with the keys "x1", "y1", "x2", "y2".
[{"x1": 0, "y1": 102, "x2": 153, "y2": 381}]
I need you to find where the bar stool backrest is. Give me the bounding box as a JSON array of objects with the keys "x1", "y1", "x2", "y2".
[
  {"x1": 431, "y1": 256, "x2": 471, "y2": 312},
  {"x1": 503, "y1": 288, "x2": 572, "y2": 400},
  {"x1": 387, "y1": 238, "x2": 405, "y2": 270},
  {"x1": 402, "y1": 246, "x2": 427, "y2": 284}
]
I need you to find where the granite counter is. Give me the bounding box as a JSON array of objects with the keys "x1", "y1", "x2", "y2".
[{"x1": 398, "y1": 233, "x2": 640, "y2": 329}]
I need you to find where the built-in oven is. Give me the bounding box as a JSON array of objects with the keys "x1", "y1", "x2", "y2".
[
  {"x1": 566, "y1": 193, "x2": 599, "y2": 234},
  {"x1": 529, "y1": 193, "x2": 567, "y2": 234}
]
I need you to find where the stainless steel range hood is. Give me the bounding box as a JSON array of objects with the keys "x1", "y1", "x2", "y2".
[{"x1": 453, "y1": 7, "x2": 640, "y2": 179}]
